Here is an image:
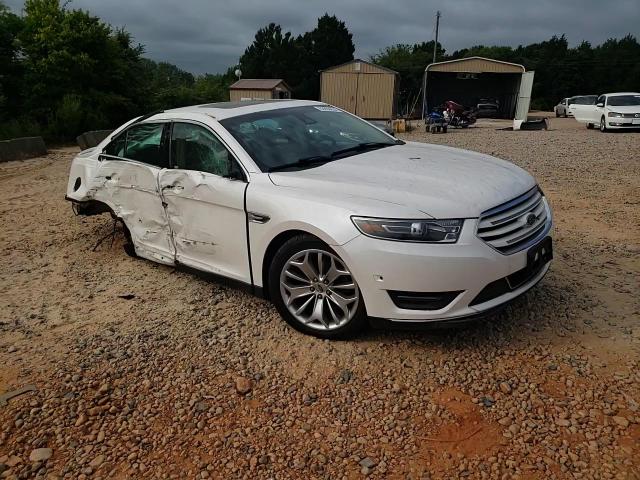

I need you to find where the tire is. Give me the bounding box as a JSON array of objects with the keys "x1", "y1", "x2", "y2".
[
  {"x1": 555, "y1": 110, "x2": 559, "y2": 118},
  {"x1": 268, "y1": 234, "x2": 367, "y2": 339},
  {"x1": 442, "y1": 126, "x2": 448, "y2": 133},
  {"x1": 586, "y1": 123, "x2": 594, "y2": 129},
  {"x1": 564, "y1": 112, "x2": 568, "y2": 118},
  {"x1": 600, "y1": 116, "x2": 607, "y2": 132},
  {"x1": 120, "y1": 220, "x2": 138, "y2": 258}
]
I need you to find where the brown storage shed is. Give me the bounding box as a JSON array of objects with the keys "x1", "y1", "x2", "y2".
[
  {"x1": 320, "y1": 59, "x2": 398, "y2": 120},
  {"x1": 229, "y1": 79, "x2": 292, "y2": 102}
]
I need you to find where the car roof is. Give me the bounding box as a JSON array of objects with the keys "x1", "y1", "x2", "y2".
[
  {"x1": 603, "y1": 92, "x2": 640, "y2": 97},
  {"x1": 159, "y1": 99, "x2": 325, "y2": 121}
]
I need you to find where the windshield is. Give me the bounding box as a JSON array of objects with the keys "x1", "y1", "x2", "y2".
[
  {"x1": 608, "y1": 95, "x2": 640, "y2": 106},
  {"x1": 220, "y1": 106, "x2": 398, "y2": 172}
]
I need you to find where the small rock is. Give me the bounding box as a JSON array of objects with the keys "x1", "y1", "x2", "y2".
[
  {"x1": 29, "y1": 448, "x2": 52, "y2": 462},
  {"x1": 499, "y1": 382, "x2": 512, "y2": 394},
  {"x1": 359, "y1": 457, "x2": 376, "y2": 469},
  {"x1": 235, "y1": 377, "x2": 252, "y2": 394},
  {"x1": 89, "y1": 454, "x2": 105, "y2": 468},
  {"x1": 612, "y1": 416, "x2": 629, "y2": 428},
  {"x1": 97, "y1": 383, "x2": 110, "y2": 394},
  {"x1": 7, "y1": 345, "x2": 17, "y2": 353},
  {"x1": 75, "y1": 413, "x2": 87, "y2": 427},
  {"x1": 481, "y1": 396, "x2": 495, "y2": 407}
]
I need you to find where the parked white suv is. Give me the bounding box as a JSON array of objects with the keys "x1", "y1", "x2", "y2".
[
  {"x1": 573, "y1": 92, "x2": 640, "y2": 131},
  {"x1": 66, "y1": 100, "x2": 553, "y2": 338}
]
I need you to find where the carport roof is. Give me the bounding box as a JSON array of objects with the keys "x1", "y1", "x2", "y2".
[{"x1": 426, "y1": 56, "x2": 525, "y2": 74}]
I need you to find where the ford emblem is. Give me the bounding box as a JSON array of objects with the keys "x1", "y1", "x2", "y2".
[{"x1": 525, "y1": 213, "x2": 537, "y2": 226}]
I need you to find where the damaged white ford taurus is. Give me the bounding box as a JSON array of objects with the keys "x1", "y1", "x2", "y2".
[{"x1": 66, "y1": 100, "x2": 553, "y2": 338}]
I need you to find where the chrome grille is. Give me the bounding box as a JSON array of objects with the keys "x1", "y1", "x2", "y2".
[{"x1": 477, "y1": 187, "x2": 549, "y2": 254}]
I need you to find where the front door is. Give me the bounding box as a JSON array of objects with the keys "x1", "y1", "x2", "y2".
[
  {"x1": 159, "y1": 121, "x2": 250, "y2": 283},
  {"x1": 97, "y1": 122, "x2": 174, "y2": 264}
]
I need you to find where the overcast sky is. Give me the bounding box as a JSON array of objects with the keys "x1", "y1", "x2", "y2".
[{"x1": 5, "y1": 0, "x2": 639, "y2": 74}]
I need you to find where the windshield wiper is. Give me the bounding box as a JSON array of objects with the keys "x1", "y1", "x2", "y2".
[
  {"x1": 330, "y1": 140, "x2": 403, "y2": 159},
  {"x1": 267, "y1": 140, "x2": 404, "y2": 172},
  {"x1": 267, "y1": 155, "x2": 332, "y2": 172}
]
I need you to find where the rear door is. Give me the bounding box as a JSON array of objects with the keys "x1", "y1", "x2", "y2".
[
  {"x1": 159, "y1": 121, "x2": 250, "y2": 283},
  {"x1": 96, "y1": 122, "x2": 174, "y2": 264},
  {"x1": 572, "y1": 96, "x2": 601, "y2": 124}
]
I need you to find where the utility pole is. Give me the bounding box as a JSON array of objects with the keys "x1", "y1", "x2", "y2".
[{"x1": 433, "y1": 11, "x2": 441, "y2": 64}]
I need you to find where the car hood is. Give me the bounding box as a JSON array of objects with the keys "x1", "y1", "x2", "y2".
[{"x1": 268, "y1": 142, "x2": 536, "y2": 218}]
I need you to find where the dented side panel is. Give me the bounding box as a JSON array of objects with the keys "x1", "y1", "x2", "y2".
[
  {"x1": 159, "y1": 169, "x2": 250, "y2": 282},
  {"x1": 91, "y1": 160, "x2": 174, "y2": 265}
]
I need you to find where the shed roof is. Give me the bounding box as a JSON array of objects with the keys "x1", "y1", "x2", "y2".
[
  {"x1": 229, "y1": 79, "x2": 291, "y2": 90},
  {"x1": 426, "y1": 56, "x2": 525, "y2": 74},
  {"x1": 320, "y1": 58, "x2": 398, "y2": 75}
]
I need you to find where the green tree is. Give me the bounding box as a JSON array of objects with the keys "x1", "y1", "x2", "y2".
[
  {"x1": 372, "y1": 41, "x2": 444, "y2": 115},
  {"x1": 18, "y1": 0, "x2": 146, "y2": 137},
  {"x1": 239, "y1": 16, "x2": 355, "y2": 99},
  {"x1": 296, "y1": 14, "x2": 355, "y2": 99},
  {"x1": 0, "y1": 1, "x2": 24, "y2": 120}
]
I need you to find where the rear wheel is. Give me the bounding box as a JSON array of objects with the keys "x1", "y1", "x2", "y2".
[
  {"x1": 268, "y1": 235, "x2": 366, "y2": 339},
  {"x1": 586, "y1": 123, "x2": 594, "y2": 129}
]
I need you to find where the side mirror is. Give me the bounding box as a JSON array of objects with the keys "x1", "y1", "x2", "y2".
[{"x1": 596, "y1": 103, "x2": 604, "y2": 108}]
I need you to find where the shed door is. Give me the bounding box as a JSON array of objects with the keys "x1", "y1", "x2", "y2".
[
  {"x1": 356, "y1": 74, "x2": 394, "y2": 119},
  {"x1": 321, "y1": 72, "x2": 358, "y2": 114},
  {"x1": 514, "y1": 71, "x2": 535, "y2": 121}
]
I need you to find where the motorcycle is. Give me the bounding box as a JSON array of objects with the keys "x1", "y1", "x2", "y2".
[{"x1": 443, "y1": 100, "x2": 477, "y2": 128}]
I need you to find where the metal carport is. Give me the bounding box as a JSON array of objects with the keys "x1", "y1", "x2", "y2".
[{"x1": 422, "y1": 57, "x2": 533, "y2": 121}]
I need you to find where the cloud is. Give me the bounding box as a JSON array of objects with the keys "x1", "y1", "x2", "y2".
[{"x1": 4, "y1": 0, "x2": 639, "y2": 74}]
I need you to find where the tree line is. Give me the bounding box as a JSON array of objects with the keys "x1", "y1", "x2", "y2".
[{"x1": 1, "y1": 0, "x2": 638, "y2": 141}]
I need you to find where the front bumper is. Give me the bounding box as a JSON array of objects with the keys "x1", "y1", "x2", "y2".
[
  {"x1": 336, "y1": 218, "x2": 552, "y2": 322},
  {"x1": 606, "y1": 119, "x2": 640, "y2": 129}
]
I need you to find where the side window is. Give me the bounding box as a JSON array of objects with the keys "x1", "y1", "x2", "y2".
[
  {"x1": 123, "y1": 123, "x2": 168, "y2": 168},
  {"x1": 104, "y1": 133, "x2": 125, "y2": 157},
  {"x1": 597, "y1": 95, "x2": 606, "y2": 106},
  {"x1": 171, "y1": 122, "x2": 238, "y2": 178}
]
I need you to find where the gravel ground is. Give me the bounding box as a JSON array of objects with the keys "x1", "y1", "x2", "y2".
[{"x1": 0, "y1": 117, "x2": 638, "y2": 479}]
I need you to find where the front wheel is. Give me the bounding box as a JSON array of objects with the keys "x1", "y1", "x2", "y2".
[
  {"x1": 268, "y1": 235, "x2": 367, "y2": 339},
  {"x1": 600, "y1": 116, "x2": 608, "y2": 132}
]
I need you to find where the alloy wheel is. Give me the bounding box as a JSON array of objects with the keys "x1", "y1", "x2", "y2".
[{"x1": 279, "y1": 249, "x2": 359, "y2": 331}]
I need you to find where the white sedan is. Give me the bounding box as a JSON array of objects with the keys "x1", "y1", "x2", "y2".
[
  {"x1": 66, "y1": 100, "x2": 553, "y2": 338},
  {"x1": 572, "y1": 92, "x2": 640, "y2": 131}
]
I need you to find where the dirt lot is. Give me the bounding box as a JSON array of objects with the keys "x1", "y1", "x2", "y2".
[{"x1": 0, "y1": 117, "x2": 639, "y2": 479}]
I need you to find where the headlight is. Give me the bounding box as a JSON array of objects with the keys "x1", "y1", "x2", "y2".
[
  {"x1": 352, "y1": 217, "x2": 462, "y2": 243},
  {"x1": 608, "y1": 112, "x2": 623, "y2": 118}
]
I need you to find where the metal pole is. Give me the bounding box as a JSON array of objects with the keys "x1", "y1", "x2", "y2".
[{"x1": 433, "y1": 11, "x2": 441, "y2": 64}]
